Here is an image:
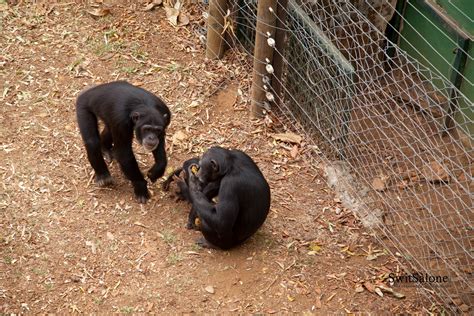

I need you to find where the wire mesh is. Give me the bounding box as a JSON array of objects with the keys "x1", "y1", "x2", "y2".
[{"x1": 211, "y1": 0, "x2": 473, "y2": 311}]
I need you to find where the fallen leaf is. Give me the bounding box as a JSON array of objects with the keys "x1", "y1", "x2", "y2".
[
  {"x1": 363, "y1": 281, "x2": 375, "y2": 293},
  {"x1": 290, "y1": 145, "x2": 299, "y2": 159},
  {"x1": 372, "y1": 177, "x2": 387, "y2": 192},
  {"x1": 340, "y1": 246, "x2": 356, "y2": 256},
  {"x1": 315, "y1": 295, "x2": 322, "y2": 308},
  {"x1": 85, "y1": 240, "x2": 97, "y2": 254},
  {"x1": 86, "y1": 7, "x2": 111, "y2": 17},
  {"x1": 164, "y1": 7, "x2": 179, "y2": 26},
  {"x1": 271, "y1": 132, "x2": 302, "y2": 145},
  {"x1": 106, "y1": 232, "x2": 114, "y2": 240},
  {"x1": 143, "y1": 0, "x2": 163, "y2": 11},
  {"x1": 326, "y1": 293, "x2": 336, "y2": 302},
  {"x1": 287, "y1": 295, "x2": 295, "y2": 302},
  {"x1": 134, "y1": 221, "x2": 149, "y2": 228},
  {"x1": 204, "y1": 285, "x2": 215, "y2": 294},
  {"x1": 178, "y1": 12, "x2": 190, "y2": 26},
  {"x1": 374, "y1": 287, "x2": 384, "y2": 297},
  {"x1": 366, "y1": 252, "x2": 385, "y2": 261},
  {"x1": 307, "y1": 242, "x2": 321, "y2": 255},
  {"x1": 355, "y1": 284, "x2": 364, "y2": 293},
  {"x1": 377, "y1": 284, "x2": 405, "y2": 299},
  {"x1": 459, "y1": 304, "x2": 470, "y2": 312},
  {"x1": 172, "y1": 130, "x2": 187, "y2": 144},
  {"x1": 422, "y1": 161, "x2": 450, "y2": 183}
]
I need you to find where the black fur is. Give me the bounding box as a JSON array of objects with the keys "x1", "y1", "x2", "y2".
[
  {"x1": 163, "y1": 157, "x2": 220, "y2": 229},
  {"x1": 76, "y1": 81, "x2": 170, "y2": 203},
  {"x1": 188, "y1": 147, "x2": 271, "y2": 249}
]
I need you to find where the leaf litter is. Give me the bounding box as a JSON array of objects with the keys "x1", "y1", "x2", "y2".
[{"x1": 0, "y1": 1, "x2": 433, "y2": 314}]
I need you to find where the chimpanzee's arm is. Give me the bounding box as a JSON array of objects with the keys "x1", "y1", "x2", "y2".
[
  {"x1": 114, "y1": 142, "x2": 149, "y2": 203},
  {"x1": 189, "y1": 178, "x2": 238, "y2": 237},
  {"x1": 202, "y1": 181, "x2": 220, "y2": 200},
  {"x1": 148, "y1": 135, "x2": 167, "y2": 182},
  {"x1": 162, "y1": 167, "x2": 183, "y2": 191}
]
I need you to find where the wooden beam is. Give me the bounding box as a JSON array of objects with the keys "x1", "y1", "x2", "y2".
[
  {"x1": 272, "y1": 0, "x2": 289, "y2": 110},
  {"x1": 206, "y1": 0, "x2": 228, "y2": 59},
  {"x1": 250, "y1": 0, "x2": 278, "y2": 117}
]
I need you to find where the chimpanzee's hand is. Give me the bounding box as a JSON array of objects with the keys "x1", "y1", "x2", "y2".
[
  {"x1": 187, "y1": 164, "x2": 202, "y2": 192},
  {"x1": 148, "y1": 162, "x2": 166, "y2": 182}
]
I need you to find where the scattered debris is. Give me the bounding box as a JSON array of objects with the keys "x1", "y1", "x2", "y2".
[
  {"x1": 271, "y1": 132, "x2": 303, "y2": 145},
  {"x1": 204, "y1": 285, "x2": 215, "y2": 294},
  {"x1": 86, "y1": 7, "x2": 111, "y2": 17},
  {"x1": 421, "y1": 161, "x2": 450, "y2": 183}
]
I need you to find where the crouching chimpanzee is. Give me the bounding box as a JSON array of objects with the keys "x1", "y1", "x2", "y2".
[
  {"x1": 76, "y1": 81, "x2": 171, "y2": 203},
  {"x1": 162, "y1": 158, "x2": 221, "y2": 229},
  {"x1": 187, "y1": 146, "x2": 271, "y2": 249}
]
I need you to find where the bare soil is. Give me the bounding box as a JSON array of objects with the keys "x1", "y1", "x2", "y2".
[{"x1": 1, "y1": 2, "x2": 433, "y2": 313}]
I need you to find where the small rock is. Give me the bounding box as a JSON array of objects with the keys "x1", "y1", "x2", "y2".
[{"x1": 204, "y1": 285, "x2": 215, "y2": 294}]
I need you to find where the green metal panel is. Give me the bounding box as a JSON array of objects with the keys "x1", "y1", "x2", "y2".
[
  {"x1": 400, "y1": 0, "x2": 461, "y2": 88},
  {"x1": 399, "y1": 0, "x2": 473, "y2": 141},
  {"x1": 455, "y1": 43, "x2": 474, "y2": 143},
  {"x1": 435, "y1": 0, "x2": 473, "y2": 36}
]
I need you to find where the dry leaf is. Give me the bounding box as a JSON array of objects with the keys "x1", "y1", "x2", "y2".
[
  {"x1": 459, "y1": 304, "x2": 470, "y2": 312},
  {"x1": 271, "y1": 132, "x2": 302, "y2": 144},
  {"x1": 367, "y1": 252, "x2": 385, "y2": 260},
  {"x1": 164, "y1": 7, "x2": 179, "y2": 25},
  {"x1": 143, "y1": 0, "x2": 163, "y2": 11},
  {"x1": 204, "y1": 285, "x2": 215, "y2": 294},
  {"x1": 163, "y1": 0, "x2": 182, "y2": 26},
  {"x1": 85, "y1": 240, "x2": 97, "y2": 254},
  {"x1": 290, "y1": 145, "x2": 299, "y2": 159},
  {"x1": 374, "y1": 287, "x2": 384, "y2": 297},
  {"x1": 315, "y1": 296, "x2": 322, "y2": 308},
  {"x1": 178, "y1": 13, "x2": 190, "y2": 26},
  {"x1": 308, "y1": 242, "x2": 321, "y2": 255},
  {"x1": 377, "y1": 284, "x2": 405, "y2": 299},
  {"x1": 172, "y1": 130, "x2": 187, "y2": 144},
  {"x1": 422, "y1": 161, "x2": 450, "y2": 183},
  {"x1": 86, "y1": 7, "x2": 111, "y2": 17},
  {"x1": 363, "y1": 281, "x2": 375, "y2": 293},
  {"x1": 355, "y1": 284, "x2": 364, "y2": 293},
  {"x1": 372, "y1": 177, "x2": 387, "y2": 192},
  {"x1": 287, "y1": 295, "x2": 295, "y2": 302},
  {"x1": 106, "y1": 232, "x2": 114, "y2": 240}
]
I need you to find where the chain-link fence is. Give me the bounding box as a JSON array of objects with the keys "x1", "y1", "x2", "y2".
[{"x1": 208, "y1": 0, "x2": 473, "y2": 311}]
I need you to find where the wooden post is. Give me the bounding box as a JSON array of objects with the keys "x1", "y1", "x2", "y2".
[
  {"x1": 272, "y1": 0, "x2": 288, "y2": 109},
  {"x1": 250, "y1": 0, "x2": 278, "y2": 117},
  {"x1": 206, "y1": 0, "x2": 228, "y2": 59}
]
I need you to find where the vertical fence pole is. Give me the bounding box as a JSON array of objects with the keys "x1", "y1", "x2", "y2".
[
  {"x1": 206, "y1": 0, "x2": 229, "y2": 59},
  {"x1": 272, "y1": 0, "x2": 288, "y2": 108},
  {"x1": 250, "y1": 0, "x2": 278, "y2": 117}
]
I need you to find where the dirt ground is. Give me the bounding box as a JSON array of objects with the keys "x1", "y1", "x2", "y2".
[{"x1": 0, "y1": 2, "x2": 436, "y2": 313}]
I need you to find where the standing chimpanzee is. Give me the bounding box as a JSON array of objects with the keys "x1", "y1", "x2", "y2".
[
  {"x1": 76, "y1": 81, "x2": 171, "y2": 203},
  {"x1": 162, "y1": 157, "x2": 221, "y2": 229},
  {"x1": 187, "y1": 146, "x2": 271, "y2": 249}
]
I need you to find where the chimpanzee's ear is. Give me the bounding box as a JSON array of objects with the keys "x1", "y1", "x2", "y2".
[
  {"x1": 210, "y1": 159, "x2": 219, "y2": 172},
  {"x1": 130, "y1": 111, "x2": 141, "y2": 123}
]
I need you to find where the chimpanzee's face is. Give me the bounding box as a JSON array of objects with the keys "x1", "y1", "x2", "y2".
[
  {"x1": 131, "y1": 111, "x2": 167, "y2": 152},
  {"x1": 139, "y1": 124, "x2": 162, "y2": 151},
  {"x1": 197, "y1": 155, "x2": 220, "y2": 184}
]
